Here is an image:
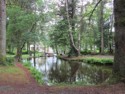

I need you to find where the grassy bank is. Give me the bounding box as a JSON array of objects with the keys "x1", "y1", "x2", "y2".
[
  {"x1": 58, "y1": 55, "x2": 114, "y2": 65},
  {"x1": 23, "y1": 62, "x2": 43, "y2": 84},
  {"x1": 6, "y1": 52, "x2": 42, "y2": 59}
]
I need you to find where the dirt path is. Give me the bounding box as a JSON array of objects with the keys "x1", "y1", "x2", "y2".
[{"x1": 0, "y1": 63, "x2": 125, "y2": 94}]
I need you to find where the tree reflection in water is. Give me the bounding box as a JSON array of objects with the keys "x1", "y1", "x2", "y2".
[{"x1": 27, "y1": 56, "x2": 112, "y2": 85}]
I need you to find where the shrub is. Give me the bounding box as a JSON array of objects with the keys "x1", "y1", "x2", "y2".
[
  {"x1": 0, "y1": 54, "x2": 14, "y2": 66},
  {"x1": 7, "y1": 51, "x2": 15, "y2": 55},
  {"x1": 6, "y1": 57, "x2": 14, "y2": 65}
]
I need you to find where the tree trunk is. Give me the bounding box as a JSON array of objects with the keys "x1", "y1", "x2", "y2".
[
  {"x1": 65, "y1": 0, "x2": 80, "y2": 57},
  {"x1": 99, "y1": 1, "x2": 104, "y2": 54},
  {"x1": 15, "y1": 46, "x2": 22, "y2": 62},
  {"x1": 0, "y1": 0, "x2": 6, "y2": 64},
  {"x1": 113, "y1": 0, "x2": 125, "y2": 77},
  {"x1": 78, "y1": 0, "x2": 84, "y2": 52},
  {"x1": 55, "y1": 45, "x2": 59, "y2": 55},
  {"x1": 33, "y1": 42, "x2": 36, "y2": 66}
]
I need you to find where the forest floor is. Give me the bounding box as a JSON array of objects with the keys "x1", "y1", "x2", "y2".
[{"x1": 0, "y1": 63, "x2": 125, "y2": 94}]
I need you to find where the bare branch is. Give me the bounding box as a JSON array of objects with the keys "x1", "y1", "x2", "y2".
[{"x1": 89, "y1": 0, "x2": 102, "y2": 21}]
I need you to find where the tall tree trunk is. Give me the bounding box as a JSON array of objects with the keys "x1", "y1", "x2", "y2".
[
  {"x1": 78, "y1": 0, "x2": 84, "y2": 51},
  {"x1": 33, "y1": 42, "x2": 36, "y2": 67},
  {"x1": 15, "y1": 41, "x2": 25, "y2": 62},
  {"x1": 99, "y1": 1, "x2": 104, "y2": 54},
  {"x1": 55, "y1": 45, "x2": 58, "y2": 55},
  {"x1": 65, "y1": 0, "x2": 80, "y2": 57},
  {"x1": 0, "y1": 0, "x2": 6, "y2": 64},
  {"x1": 113, "y1": 0, "x2": 125, "y2": 77},
  {"x1": 16, "y1": 46, "x2": 22, "y2": 62}
]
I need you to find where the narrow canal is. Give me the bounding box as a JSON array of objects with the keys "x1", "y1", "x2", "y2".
[{"x1": 24, "y1": 56, "x2": 112, "y2": 85}]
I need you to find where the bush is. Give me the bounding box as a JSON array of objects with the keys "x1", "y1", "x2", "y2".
[
  {"x1": 6, "y1": 57, "x2": 14, "y2": 65},
  {"x1": 30, "y1": 67, "x2": 43, "y2": 83},
  {"x1": 23, "y1": 62, "x2": 31, "y2": 68},
  {"x1": 0, "y1": 54, "x2": 14, "y2": 66},
  {"x1": 7, "y1": 51, "x2": 15, "y2": 55}
]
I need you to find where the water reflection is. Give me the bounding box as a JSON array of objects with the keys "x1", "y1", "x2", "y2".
[{"x1": 25, "y1": 56, "x2": 112, "y2": 85}]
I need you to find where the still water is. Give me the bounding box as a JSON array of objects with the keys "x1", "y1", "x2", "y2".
[{"x1": 25, "y1": 56, "x2": 112, "y2": 85}]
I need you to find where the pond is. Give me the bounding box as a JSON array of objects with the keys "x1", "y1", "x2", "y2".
[{"x1": 24, "y1": 56, "x2": 112, "y2": 85}]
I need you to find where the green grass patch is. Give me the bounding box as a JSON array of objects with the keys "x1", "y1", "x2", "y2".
[
  {"x1": 0, "y1": 65, "x2": 29, "y2": 84},
  {"x1": 6, "y1": 54, "x2": 15, "y2": 58},
  {"x1": 23, "y1": 62, "x2": 43, "y2": 84},
  {"x1": 83, "y1": 57, "x2": 113, "y2": 65},
  {"x1": 0, "y1": 66, "x2": 22, "y2": 73},
  {"x1": 7, "y1": 52, "x2": 42, "y2": 59},
  {"x1": 59, "y1": 55, "x2": 113, "y2": 65}
]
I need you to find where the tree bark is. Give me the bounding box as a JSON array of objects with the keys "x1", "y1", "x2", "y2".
[
  {"x1": 65, "y1": 0, "x2": 80, "y2": 57},
  {"x1": 0, "y1": 0, "x2": 6, "y2": 56},
  {"x1": 78, "y1": 0, "x2": 84, "y2": 51},
  {"x1": 15, "y1": 46, "x2": 22, "y2": 62},
  {"x1": 33, "y1": 42, "x2": 36, "y2": 67},
  {"x1": 99, "y1": 1, "x2": 104, "y2": 54},
  {"x1": 113, "y1": 0, "x2": 125, "y2": 77},
  {"x1": 0, "y1": 0, "x2": 6, "y2": 64}
]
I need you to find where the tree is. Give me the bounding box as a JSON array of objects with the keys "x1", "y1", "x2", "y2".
[
  {"x1": 65, "y1": 0, "x2": 80, "y2": 57},
  {"x1": 113, "y1": 0, "x2": 125, "y2": 77},
  {"x1": 50, "y1": 20, "x2": 69, "y2": 54},
  {"x1": 7, "y1": 6, "x2": 36, "y2": 61},
  {"x1": 0, "y1": 0, "x2": 6, "y2": 64},
  {"x1": 98, "y1": 0, "x2": 104, "y2": 54}
]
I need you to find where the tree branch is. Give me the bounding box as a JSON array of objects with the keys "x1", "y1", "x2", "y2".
[{"x1": 89, "y1": 0, "x2": 102, "y2": 21}]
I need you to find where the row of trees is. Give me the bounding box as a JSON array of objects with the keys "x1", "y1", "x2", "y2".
[
  {"x1": 49, "y1": 0, "x2": 114, "y2": 56},
  {"x1": 6, "y1": 0, "x2": 47, "y2": 61}
]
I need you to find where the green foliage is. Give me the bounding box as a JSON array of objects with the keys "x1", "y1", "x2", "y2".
[
  {"x1": 23, "y1": 61, "x2": 32, "y2": 68},
  {"x1": 49, "y1": 20, "x2": 69, "y2": 47},
  {"x1": 30, "y1": 67, "x2": 43, "y2": 83},
  {"x1": 23, "y1": 62, "x2": 43, "y2": 84},
  {"x1": 22, "y1": 50, "x2": 28, "y2": 54},
  {"x1": 6, "y1": 57, "x2": 14, "y2": 65},
  {"x1": 7, "y1": 51, "x2": 15, "y2": 55},
  {"x1": 0, "y1": 55, "x2": 6, "y2": 65},
  {"x1": 83, "y1": 57, "x2": 113, "y2": 65},
  {"x1": 6, "y1": 5, "x2": 37, "y2": 52},
  {"x1": 81, "y1": 50, "x2": 92, "y2": 55},
  {"x1": 0, "y1": 54, "x2": 14, "y2": 66}
]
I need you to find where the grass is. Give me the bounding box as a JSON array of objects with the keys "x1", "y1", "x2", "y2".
[
  {"x1": 6, "y1": 52, "x2": 42, "y2": 59},
  {"x1": 22, "y1": 52, "x2": 42, "y2": 59},
  {"x1": 23, "y1": 62, "x2": 43, "y2": 84},
  {"x1": 83, "y1": 57, "x2": 113, "y2": 65},
  {"x1": 0, "y1": 65, "x2": 29, "y2": 84},
  {"x1": 59, "y1": 55, "x2": 114, "y2": 65}
]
